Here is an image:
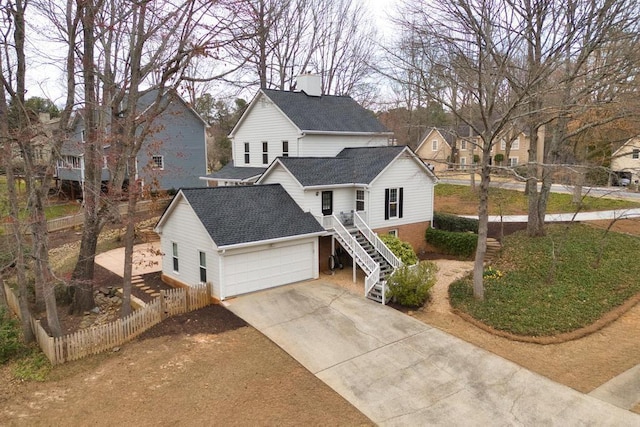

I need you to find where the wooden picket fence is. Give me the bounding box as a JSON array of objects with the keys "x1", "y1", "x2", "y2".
[
  {"x1": 1, "y1": 199, "x2": 167, "y2": 235},
  {"x1": 4, "y1": 282, "x2": 212, "y2": 365}
]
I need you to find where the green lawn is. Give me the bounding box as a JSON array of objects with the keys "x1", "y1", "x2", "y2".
[
  {"x1": 0, "y1": 175, "x2": 80, "y2": 222},
  {"x1": 435, "y1": 183, "x2": 640, "y2": 215},
  {"x1": 449, "y1": 223, "x2": 640, "y2": 336}
]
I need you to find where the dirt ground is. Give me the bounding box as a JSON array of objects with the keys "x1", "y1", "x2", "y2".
[{"x1": 0, "y1": 306, "x2": 373, "y2": 426}]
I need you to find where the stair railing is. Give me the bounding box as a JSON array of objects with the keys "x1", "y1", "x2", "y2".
[
  {"x1": 321, "y1": 215, "x2": 380, "y2": 284},
  {"x1": 353, "y1": 212, "x2": 402, "y2": 269},
  {"x1": 365, "y1": 264, "x2": 380, "y2": 298}
]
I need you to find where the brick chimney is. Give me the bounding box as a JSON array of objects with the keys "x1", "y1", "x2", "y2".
[{"x1": 296, "y1": 73, "x2": 322, "y2": 97}]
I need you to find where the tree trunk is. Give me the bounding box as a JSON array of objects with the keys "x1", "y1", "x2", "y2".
[
  {"x1": 472, "y1": 152, "x2": 492, "y2": 300},
  {"x1": 121, "y1": 157, "x2": 138, "y2": 317},
  {"x1": 69, "y1": 217, "x2": 100, "y2": 314},
  {"x1": 4, "y1": 154, "x2": 34, "y2": 342}
]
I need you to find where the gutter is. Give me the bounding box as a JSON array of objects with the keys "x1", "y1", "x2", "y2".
[{"x1": 300, "y1": 130, "x2": 394, "y2": 137}]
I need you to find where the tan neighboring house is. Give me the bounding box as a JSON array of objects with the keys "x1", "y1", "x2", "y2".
[
  {"x1": 416, "y1": 125, "x2": 545, "y2": 172},
  {"x1": 610, "y1": 137, "x2": 640, "y2": 186}
]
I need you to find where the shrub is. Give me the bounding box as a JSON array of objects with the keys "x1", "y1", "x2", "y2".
[
  {"x1": 386, "y1": 262, "x2": 438, "y2": 307},
  {"x1": 13, "y1": 349, "x2": 51, "y2": 381},
  {"x1": 0, "y1": 307, "x2": 23, "y2": 364},
  {"x1": 433, "y1": 212, "x2": 478, "y2": 233},
  {"x1": 494, "y1": 153, "x2": 504, "y2": 165},
  {"x1": 379, "y1": 234, "x2": 418, "y2": 265},
  {"x1": 425, "y1": 227, "x2": 477, "y2": 258}
]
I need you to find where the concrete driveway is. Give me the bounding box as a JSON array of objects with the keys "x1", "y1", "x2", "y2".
[{"x1": 225, "y1": 281, "x2": 639, "y2": 426}]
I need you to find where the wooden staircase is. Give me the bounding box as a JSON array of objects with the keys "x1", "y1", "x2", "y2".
[{"x1": 351, "y1": 231, "x2": 394, "y2": 303}]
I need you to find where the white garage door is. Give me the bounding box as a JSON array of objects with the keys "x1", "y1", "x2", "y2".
[{"x1": 224, "y1": 241, "x2": 315, "y2": 297}]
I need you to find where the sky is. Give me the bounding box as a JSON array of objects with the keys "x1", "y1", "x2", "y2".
[{"x1": 24, "y1": 0, "x2": 401, "y2": 104}]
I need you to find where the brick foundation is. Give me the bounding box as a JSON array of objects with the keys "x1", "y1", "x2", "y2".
[{"x1": 373, "y1": 221, "x2": 431, "y2": 255}]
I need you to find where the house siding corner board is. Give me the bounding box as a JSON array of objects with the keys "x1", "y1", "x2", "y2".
[
  {"x1": 299, "y1": 134, "x2": 389, "y2": 157},
  {"x1": 233, "y1": 97, "x2": 300, "y2": 167},
  {"x1": 159, "y1": 200, "x2": 221, "y2": 298},
  {"x1": 369, "y1": 156, "x2": 434, "y2": 230},
  {"x1": 374, "y1": 221, "x2": 431, "y2": 254}
]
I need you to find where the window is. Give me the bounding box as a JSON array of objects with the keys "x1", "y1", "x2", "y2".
[
  {"x1": 244, "y1": 142, "x2": 250, "y2": 164},
  {"x1": 388, "y1": 229, "x2": 398, "y2": 238},
  {"x1": 512, "y1": 139, "x2": 520, "y2": 150},
  {"x1": 460, "y1": 157, "x2": 467, "y2": 169},
  {"x1": 172, "y1": 242, "x2": 179, "y2": 272},
  {"x1": 508, "y1": 157, "x2": 519, "y2": 167},
  {"x1": 633, "y1": 149, "x2": 639, "y2": 159},
  {"x1": 432, "y1": 140, "x2": 438, "y2": 151},
  {"x1": 385, "y1": 188, "x2": 403, "y2": 220},
  {"x1": 460, "y1": 140, "x2": 467, "y2": 150},
  {"x1": 151, "y1": 155, "x2": 164, "y2": 170},
  {"x1": 500, "y1": 140, "x2": 506, "y2": 150},
  {"x1": 282, "y1": 140, "x2": 289, "y2": 157},
  {"x1": 356, "y1": 190, "x2": 365, "y2": 211},
  {"x1": 199, "y1": 251, "x2": 207, "y2": 283},
  {"x1": 262, "y1": 141, "x2": 268, "y2": 164},
  {"x1": 80, "y1": 129, "x2": 85, "y2": 142}
]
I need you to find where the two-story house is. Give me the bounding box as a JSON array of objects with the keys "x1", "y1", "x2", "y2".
[
  {"x1": 201, "y1": 74, "x2": 393, "y2": 186},
  {"x1": 56, "y1": 91, "x2": 207, "y2": 198},
  {"x1": 611, "y1": 136, "x2": 640, "y2": 186},
  {"x1": 416, "y1": 125, "x2": 545, "y2": 171},
  {"x1": 156, "y1": 76, "x2": 437, "y2": 304}
]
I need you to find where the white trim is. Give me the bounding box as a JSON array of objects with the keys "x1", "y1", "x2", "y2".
[
  {"x1": 218, "y1": 231, "x2": 324, "y2": 251},
  {"x1": 300, "y1": 130, "x2": 394, "y2": 137}
]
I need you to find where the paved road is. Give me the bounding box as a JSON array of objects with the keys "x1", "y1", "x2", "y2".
[
  {"x1": 440, "y1": 178, "x2": 640, "y2": 201},
  {"x1": 226, "y1": 281, "x2": 640, "y2": 426}
]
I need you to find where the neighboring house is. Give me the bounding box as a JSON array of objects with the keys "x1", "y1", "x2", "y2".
[
  {"x1": 201, "y1": 74, "x2": 393, "y2": 186},
  {"x1": 416, "y1": 125, "x2": 545, "y2": 171},
  {"x1": 610, "y1": 137, "x2": 640, "y2": 186},
  {"x1": 154, "y1": 185, "x2": 325, "y2": 301},
  {"x1": 10, "y1": 113, "x2": 60, "y2": 174},
  {"x1": 56, "y1": 91, "x2": 207, "y2": 198}
]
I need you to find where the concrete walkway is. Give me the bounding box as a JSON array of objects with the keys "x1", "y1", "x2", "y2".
[
  {"x1": 226, "y1": 281, "x2": 639, "y2": 426},
  {"x1": 589, "y1": 365, "x2": 640, "y2": 410},
  {"x1": 462, "y1": 208, "x2": 640, "y2": 223},
  {"x1": 95, "y1": 242, "x2": 162, "y2": 277}
]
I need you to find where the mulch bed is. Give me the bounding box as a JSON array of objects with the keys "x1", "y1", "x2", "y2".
[{"x1": 136, "y1": 304, "x2": 247, "y2": 340}]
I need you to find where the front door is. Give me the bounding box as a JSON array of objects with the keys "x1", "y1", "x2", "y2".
[{"x1": 321, "y1": 191, "x2": 333, "y2": 216}]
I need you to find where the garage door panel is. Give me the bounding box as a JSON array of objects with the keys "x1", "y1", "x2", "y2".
[{"x1": 224, "y1": 242, "x2": 315, "y2": 297}]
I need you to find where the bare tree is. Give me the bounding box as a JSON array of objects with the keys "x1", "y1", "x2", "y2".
[{"x1": 387, "y1": 0, "x2": 640, "y2": 298}]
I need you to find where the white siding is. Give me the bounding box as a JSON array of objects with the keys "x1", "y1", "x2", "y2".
[
  {"x1": 611, "y1": 138, "x2": 640, "y2": 183},
  {"x1": 232, "y1": 95, "x2": 300, "y2": 167},
  {"x1": 259, "y1": 164, "x2": 305, "y2": 207},
  {"x1": 158, "y1": 199, "x2": 222, "y2": 298},
  {"x1": 299, "y1": 134, "x2": 389, "y2": 157},
  {"x1": 368, "y1": 156, "x2": 435, "y2": 229},
  {"x1": 303, "y1": 188, "x2": 354, "y2": 218}
]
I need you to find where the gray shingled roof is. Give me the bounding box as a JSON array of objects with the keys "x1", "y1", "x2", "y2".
[
  {"x1": 277, "y1": 145, "x2": 406, "y2": 186},
  {"x1": 262, "y1": 89, "x2": 389, "y2": 133},
  {"x1": 204, "y1": 162, "x2": 266, "y2": 181},
  {"x1": 178, "y1": 184, "x2": 324, "y2": 247}
]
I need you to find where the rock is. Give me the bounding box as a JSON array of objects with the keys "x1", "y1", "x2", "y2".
[
  {"x1": 112, "y1": 347, "x2": 121, "y2": 352},
  {"x1": 99, "y1": 287, "x2": 110, "y2": 295},
  {"x1": 91, "y1": 306, "x2": 100, "y2": 314}
]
